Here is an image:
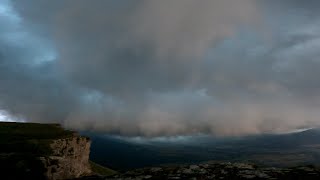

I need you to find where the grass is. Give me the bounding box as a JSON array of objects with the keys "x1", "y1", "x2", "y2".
[
  {"x1": 90, "y1": 161, "x2": 118, "y2": 176},
  {"x1": 0, "y1": 122, "x2": 74, "y2": 139}
]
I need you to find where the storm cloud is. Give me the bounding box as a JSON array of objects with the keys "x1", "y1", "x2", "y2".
[{"x1": 1, "y1": 0, "x2": 320, "y2": 136}]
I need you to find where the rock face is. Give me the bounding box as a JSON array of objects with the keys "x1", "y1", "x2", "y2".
[
  {"x1": 0, "y1": 122, "x2": 92, "y2": 180},
  {"x1": 40, "y1": 136, "x2": 92, "y2": 179},
  {"x1": 103, "y1": 162, "x2": 320, "y2": 180}
]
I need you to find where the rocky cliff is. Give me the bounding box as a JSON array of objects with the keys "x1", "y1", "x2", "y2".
[
  {"x1": 0, "y1": 122, "x2": 92, "y2": 180},
  {"x1": 40, "y1": 136, "x2": 92, "y2": 179}
]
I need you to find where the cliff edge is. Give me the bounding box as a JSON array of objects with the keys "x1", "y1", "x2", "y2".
[{"x1": 0, "y1": 122, "x2": 91, "y2": 179}]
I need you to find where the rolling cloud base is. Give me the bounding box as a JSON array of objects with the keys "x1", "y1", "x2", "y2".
[{"x1": 1, "y1": 0, "x2": 320, "y2": 136}]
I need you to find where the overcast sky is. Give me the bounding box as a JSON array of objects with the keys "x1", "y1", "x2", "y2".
[{"x1": 1, "y1": 0, "x2": 320, "y2": 137}]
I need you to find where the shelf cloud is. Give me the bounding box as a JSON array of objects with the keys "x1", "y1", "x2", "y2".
[{"x1": 1, "y1": 0, "x2": 320, "y2": 136}]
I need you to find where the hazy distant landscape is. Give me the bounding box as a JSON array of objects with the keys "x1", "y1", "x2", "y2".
[{"x1": 87, "y1": 129, "x2": 320, "y2": 171}]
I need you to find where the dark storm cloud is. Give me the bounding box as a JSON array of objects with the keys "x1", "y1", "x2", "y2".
[
  {"x1": 1, "y1": 0, "x2": 320, "y2": 136},
  {"x1": 0, "y1": 0, "x2": 77, "y2": 122}
]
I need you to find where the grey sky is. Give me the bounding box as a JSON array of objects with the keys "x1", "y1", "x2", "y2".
[{"x1": 1, "y1": 0, "x2": 320, "y2": 136}]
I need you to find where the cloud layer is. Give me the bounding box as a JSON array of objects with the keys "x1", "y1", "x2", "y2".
[{"x1": 1, "y1": 0, "x2": 320, "y2": 136}]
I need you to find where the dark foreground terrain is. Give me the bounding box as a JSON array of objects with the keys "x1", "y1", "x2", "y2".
[
  {"x1": 1, "y1": 122, "x2": 320, "y2": 180},
  {"x1": 79, "y1": 162, "x2": 320, "y2": 180},
  {"x1": 0, "y1": 122, "x2": 115, "y2": 179}
]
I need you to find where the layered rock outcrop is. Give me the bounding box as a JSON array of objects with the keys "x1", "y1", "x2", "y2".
[{"x1": 40, "y1": 136, "x2": 92, "y2": 179}]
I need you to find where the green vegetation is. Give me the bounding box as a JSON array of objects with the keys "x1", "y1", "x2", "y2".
[
  {"x1": 90, "y1": 161, "x2": 118, "y2": 176},
  {"x1": 0, "y1": 122, "x2": 75, "y2": 156}
]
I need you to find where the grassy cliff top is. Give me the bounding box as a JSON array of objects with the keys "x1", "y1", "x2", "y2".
[
  {"x1": 0, "y1": 122, "x2": 76, "y2": 155},
  {"x1": 0, "y1": 122, "x2": 75, "y2": 140}
]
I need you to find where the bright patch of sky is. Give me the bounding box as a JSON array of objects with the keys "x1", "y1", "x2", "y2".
[
  {"x1": 0, "y1": 111, "x2": 8, "y2": 121},
  {"x1": 274, "y1": 128, "x2": 314, "y2": 135},
  {"x1": 110, "y1": 134, "x2": 214, "y2": 145},
  {"x1": 0, "y1": 110, "x2": 24, "y2": 122},
  {"x1": 0, "y1": 0, "x2": 20, "y2": 23}
]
